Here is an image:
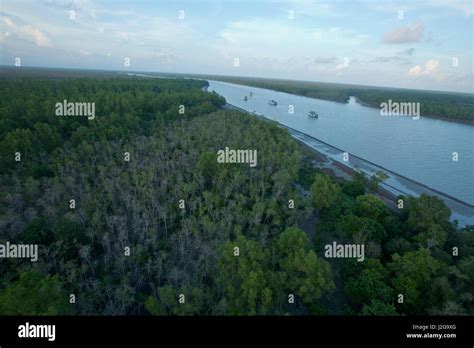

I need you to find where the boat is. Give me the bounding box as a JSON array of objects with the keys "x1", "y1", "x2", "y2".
[
  {"x1": 268, "y1": 99, "x2": 277, "y2": 106},
  {"x1": 244, "y1": 96, "x2": 248, "y2": 101},
  {"x1": 308, "y1": 111, "x2": 319, "y2": 119}
]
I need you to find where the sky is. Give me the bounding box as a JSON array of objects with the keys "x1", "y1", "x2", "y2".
[{"x1": 0, "y1": 0, "x2": 473, "y2": 93}]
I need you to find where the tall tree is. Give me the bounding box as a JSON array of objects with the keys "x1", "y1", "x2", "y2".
[{"x1": 310, "y1": 174, "x2": 340, "y2": 210}]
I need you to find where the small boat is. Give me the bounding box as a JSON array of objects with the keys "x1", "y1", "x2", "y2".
[
  {"x1": 244, "y1": 96, "x2": 248, "y2": 101},
  {"x1": 268, "y1": 99, "x2": 277, "y2": 106},
  {"x1": 308, "y1": 111, "x2": 319, "y2": 119}
]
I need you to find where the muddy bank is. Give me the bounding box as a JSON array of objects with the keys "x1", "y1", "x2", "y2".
[
  {"x1": 285, "y1": 124, "x2": 474, "y2": 226},
  {"x1": 223, "y1": 102, "x2": 474, "y2": 226}
]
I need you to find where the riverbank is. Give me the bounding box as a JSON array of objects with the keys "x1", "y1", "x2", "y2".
[
  {"x1": 202, "y1": 76, "x2": 474, "y2": 125},
  {"x1": 223, "y1": 102, "x2": 474, "y2": 227},
  {"x1": 352, "y1": 96, "x2": 474, "y2": 126},
  {"x1": 282, "y1": 124, "x2": 400, "y2": 211},
  {"x1": 127, "y1": 73, "x2": 473, "y2": 225},
  {"x1": 293, "y1": 126, "x2": 474, "y2": 226},
  {"x1": 126, "y1": 72, "x2": 474, "y2": 124}
]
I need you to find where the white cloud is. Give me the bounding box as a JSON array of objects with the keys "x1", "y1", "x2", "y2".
[
  {"x1": 0, "y1": 31, "x2": 11, "y2": 43},
  {"x1": 383, "y1": 21, "x2": 425, "y2": 44},
  {"x1": 408, "y1": 65, "x2": 423, "y2": 76},
  {"x1": 0, "y1": 15, "x2": 52, "y2": 47},
  {"x1": 408, "y1": 59, "x2": 440, "y2": 77}
]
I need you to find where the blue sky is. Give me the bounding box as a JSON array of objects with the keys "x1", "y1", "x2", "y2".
[{"x1": 1, "y1": 0, "x2": 473, "y2": 92}]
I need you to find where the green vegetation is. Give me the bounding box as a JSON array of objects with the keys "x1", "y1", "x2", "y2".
[
  {"x1": 0, "y1": 68, "x2": 472, "y2": 315},
  {"x1": 310, "y1": 173, "x2": 340, "y2": 210},
  {"x1": 310, "y1": 169, "x2": 474, "y2": 315},
  {"x1": 0, "y1": 269, "x2": 70, "y2": 315},
  {"x1": 193, "y1": 74, "x2": 474, "y2": 123},
  {"x1": 0, "y1": 71, "x2": 327, "y2": 315}
]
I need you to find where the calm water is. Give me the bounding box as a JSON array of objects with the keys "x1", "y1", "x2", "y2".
[{"x1": 208, "y1": 80, "x2": 474, "y2": 206}]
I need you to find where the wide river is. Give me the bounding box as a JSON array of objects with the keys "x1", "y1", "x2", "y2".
[{"x1": 208, "y1": 80, "x2": 474, "y2": 224}]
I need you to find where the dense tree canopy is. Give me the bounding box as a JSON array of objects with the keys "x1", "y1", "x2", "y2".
[{"x1": 0, "y1": 70, "x2": 472, "y2": 316}]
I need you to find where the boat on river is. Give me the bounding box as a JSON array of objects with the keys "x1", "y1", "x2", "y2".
[
  {"x1": 268, "y1": 99, "x2": 277, "y2": 106},
  {"x1": 308, "y1": 111, "x2": 319, "y2": 119}
]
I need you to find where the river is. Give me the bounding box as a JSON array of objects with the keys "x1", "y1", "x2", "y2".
[{"x1": 207, "y1": 80, "x2": 474, "y2": 226}]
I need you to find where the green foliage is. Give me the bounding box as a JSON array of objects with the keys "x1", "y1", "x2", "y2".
[
  {"x1": 368, "y1": 171, "x2": 388, "y2": 192},
  {"x1": 218, "y1": 228, "x2": 334, "y2": 315},
  {"x1": 413, "y1": 224, "x2": 447, "y2": 249},
  {"x1": 406, "y1": 194, "x2": 451, "y2": 233},
  {"x1": 390, "y1": 249, "x2": 442, "y2": 287},
  {"x1": 342, "y1": 180, "x2": 365, "y2": 198},
  {"x1": 458, "y1": 256, "x2": 474, "y2": 290},
  {"x1": 310, "y1": 173, "x2": 340, "y2": 211},
  {"x1": 354, "y1": 194, "x2": 389, "y2": 222},
  {"x1": 361, "y1": 300, "x2": 397, "y2": 315},
  {"x1": 297, "y1": 159, "x2": 320, "y2": 190},
  {"x1": 0, "y1": 74, "x2": 306, "y2": 315},
  {"x1": 52, "y1": 214, "x2": 86, "y2": 245},
  {"x1": 218, "y1": 235, "x2": 274, "y2": 315},
  {"x1": 20, "y1": 217, "x2": 53, "y2": 244},
  {"x1": 385, "y1": 237, "x2": 414, "y2": 256},
  {"x1": 308, "y1": 303, "x2": 330, "y2": 315},
  {"x1": 276, "y1": 227, "x2": 334, "y2": 305},
  {"x1": 353, "y1": 194, "x2": 397, "y2": 237},
  {"x1": 0, "y1": 269, "x2": 69, "y2": 315},
  {"x1": 0, "y1": 70, "x2": 470, "y2": 317},
  {"x1": 145, "y1": 285, "x2": 208, "y2": 315},
  {"x1": 197, "y1": 151, "x2": 218, "y2": 188},
  {"x1": 389, "y1": 249, "x2": 442, "y2": 313},
  {"x1": 0, "y1": 76, "x2": 223, "y2": 176},
  {"x1": 337, "y1": 213, "x2": 386, "y2": 244},
  {"x1": 345, "y1": 260, "x2": 394, "y2": 306},
  {"x1": 322, "y1": 173, "x2": 465, "y2": 315}
]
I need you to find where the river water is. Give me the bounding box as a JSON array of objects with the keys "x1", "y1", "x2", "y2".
[{"x1": 207, "y1": 80, "x2": 474, "y2": 225}]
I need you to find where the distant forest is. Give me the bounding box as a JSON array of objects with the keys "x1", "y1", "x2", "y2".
[
  {"x1": 0, "y1": 68, "x2": 472, "y2": 315},
  {"x1": 193, "y1": 74, "x2": 474, "y2": 123}
]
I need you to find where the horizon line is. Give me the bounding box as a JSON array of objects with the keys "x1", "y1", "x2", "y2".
[{"x1": 2, "y1": 64, "x2": 473, "y2": 96}]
